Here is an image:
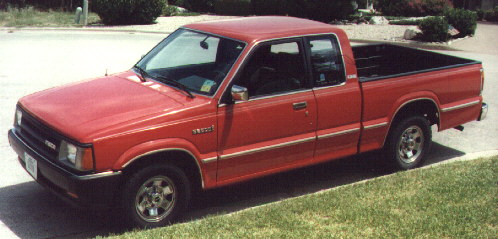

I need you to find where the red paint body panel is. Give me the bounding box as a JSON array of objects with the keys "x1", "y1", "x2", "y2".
[
  {"x1": 359, "y1": 64, "x2": 483, "y2": 153},
  {"x1": 185, "y1": 16, "x2": 345, "y2": 44},
  {"x1": 14, "y1": 16, "x2": 484, "y2": 192},
  {"x1": 216, "y1": 91, "x2": 317, "y2": 183},
  {"x1": 313, "y1": 83, "x2": 362, "y2": 163}
]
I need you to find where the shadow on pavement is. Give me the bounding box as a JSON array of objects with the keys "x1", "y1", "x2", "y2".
[{"x1": 0, "y1": 142, "x2": 464, "y2": 238}]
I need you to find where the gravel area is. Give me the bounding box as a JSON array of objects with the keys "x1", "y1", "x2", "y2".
[
  {"x1": 87, "y1": 15, "x2": 238, "y2": 33},
  {"x1": 85, "y1": 15, "x2": 413, "y2": 41},
  {"x1": 334, "y1": 24, "x2": 412, "y2": 41}
]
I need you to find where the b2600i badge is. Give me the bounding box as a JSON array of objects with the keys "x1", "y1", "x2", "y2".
[{"x1": 192, "y1": 125, "x2": 214, "y2": 135}]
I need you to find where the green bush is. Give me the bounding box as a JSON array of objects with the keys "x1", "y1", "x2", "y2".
[
  {"x1": 251, "y1": 0, "x2": 295, "y2": 16},
  {"x1": 162, "y1": 5, "x2": 178, "y2": 16},
  {"x1": 92, "y1": 0, "x2": 165, "y2": 25},
  {"x1": 213, "y1": 0, "x2": 251, "y2": 16},
  {"x1": 418, "y1": 16, "x2": 449, "y2": 42},
  {"x1": 443, "y1": 8, "x2": 477, "y2": 37},
  {"x1": 252, "y1": 0, "x2": 354, "y2": 22},
  {"x1": 306, "y1": 0, "x2": 356, "y2": 22},
  {"x1": 422, "y1": 0, "x2": 452, "y2": 15},
  {"x1": 476, "y1": 9, "x2": 484, "y2": 21},
  {"x1": 375, "y1": 0, "x2": 452, "y2": 17},
  {"x1": 484, "y1": 7, "x2": 498, "y2": 22}
]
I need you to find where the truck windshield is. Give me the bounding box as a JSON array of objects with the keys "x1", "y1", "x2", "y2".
[{"x1": 135, "y1": 29, "x2": 246, "y2": 96}]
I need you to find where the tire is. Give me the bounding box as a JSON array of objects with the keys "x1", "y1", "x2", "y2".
[
  {"x1": 122, "y1": 164, "x2": 190, "y2": 228},
  {"x1": 384, "y1": 116, "x2": 432, "y2": 170}
]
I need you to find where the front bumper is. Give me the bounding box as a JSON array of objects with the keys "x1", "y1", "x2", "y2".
[
  {"x1": 478, "y1": 102, "x2": 488, "y2": 121},
  {"x1": 8, "y1": 129, "x2": 122, "y2": 209}
]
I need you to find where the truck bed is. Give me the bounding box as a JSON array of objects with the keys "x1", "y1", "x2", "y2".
[{"x1": 352, "y1": 44, "x2": 480, "y2": 82}]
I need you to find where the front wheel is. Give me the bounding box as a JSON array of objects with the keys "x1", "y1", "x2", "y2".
[
  {"x1": 122, "y1": 164, "x2": 190, "y2": 228},
  {"x1": 384, "y1": 116, "x2": 432, "y2": 170}
]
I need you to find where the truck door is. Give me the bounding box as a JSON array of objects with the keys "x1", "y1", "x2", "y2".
[
  {"x1": 216, "y1": 39, "x2": 317, "y2": 185},
  {"x1": 306, "y1": 35, "x2": 362, "y2": 163}
]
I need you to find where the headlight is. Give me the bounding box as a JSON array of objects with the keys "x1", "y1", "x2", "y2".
[
  {"x1": 15, "y1": 109, "x2": 22, "y2": 126},
  {"x1": 58, "y1": 140, "x2": 94, "y2": 171}
]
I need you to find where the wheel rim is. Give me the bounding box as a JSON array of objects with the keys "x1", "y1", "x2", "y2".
[
  {"x1": 397, "y1": 125, "x2": 424, "y2": 164},
  {"x1": 135, "y1": 175, "x2": 176, "y2": 223}
]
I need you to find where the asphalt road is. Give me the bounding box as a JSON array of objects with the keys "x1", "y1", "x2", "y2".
[{"x1": 0, "y1": 30, "x2": 496, "y2": 239}]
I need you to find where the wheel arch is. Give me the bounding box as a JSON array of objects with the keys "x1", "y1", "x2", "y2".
[
  {"x1": 382, "y1": 97, "x2": 440, "y2": 148},
  {"x1": 114, "y1": 139, "x2": 205, "y2": 190},
  {"x1": 122, "y1": 149, "x2": 204, "y2": 190}
]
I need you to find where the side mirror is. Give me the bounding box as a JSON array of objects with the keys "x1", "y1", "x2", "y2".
[{"x1": 231, "y1": 85, "x2": 248, "y2": 102}]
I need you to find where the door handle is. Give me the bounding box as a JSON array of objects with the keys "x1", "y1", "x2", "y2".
[{"x1": 293, "y1": 102, "x2": 307, "y2": 110}]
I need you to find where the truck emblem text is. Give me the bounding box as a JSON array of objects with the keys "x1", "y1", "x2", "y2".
[
  {"x1": 44, "y1": 140, "x2": 56, "y2": 150},
  {"x1": 192, "y1": 125, "x2": 214, "y2": 135}
]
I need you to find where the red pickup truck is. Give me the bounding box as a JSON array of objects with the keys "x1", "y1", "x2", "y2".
[{"x1": 8, "y1": 16, "x2": 487, "y2": 227}]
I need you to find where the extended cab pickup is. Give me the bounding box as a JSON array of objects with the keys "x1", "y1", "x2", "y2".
[{"x1": 8, "y1": 16, "x2": 488, "y2": 227}]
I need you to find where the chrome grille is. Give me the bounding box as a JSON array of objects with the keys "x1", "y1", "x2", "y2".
[{"x1": 16, "y1": 108, "x2": 61, "y2": 160}]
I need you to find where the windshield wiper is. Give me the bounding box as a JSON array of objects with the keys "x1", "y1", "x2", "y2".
[
  {"x1": 156, "y1": 76, "x2": 195, "y2": 99},
  {"x1": 133, "y1": 65, "x2": 194, "y2": 98},
  {"x1": 133, "y1": 65, "x2": 148, "y2": 82}
]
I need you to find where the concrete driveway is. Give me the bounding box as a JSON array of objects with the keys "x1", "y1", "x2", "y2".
[
  {"x1": 0, "y1": 26, "x2": 496, "y2": 238},
  {"x1": 450, "y1": 22, "x2": 498, "y2": 55}
]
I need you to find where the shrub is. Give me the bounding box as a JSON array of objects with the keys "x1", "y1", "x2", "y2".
[
  {"x1": 163, "y1": 5, "x2": 179, "y2": 16},
  {"x1": 418, "y1": 16, "x2": 449, "y2": 42},
  {"x1": 484, "y1": 7, "x2": 498, "y2": 22},
  {"x1": 214, "y1": 0, "x2": 251, "y2": 16},
  {"x1": 252, "y1": 0, "x2": 354, "y2": 22},
  {"x1": 422, "y1": 0, "x2": 452, "y2": 15},
  {"x1": 476, "y1": 9, "x2": 484, "y2": 21},
  {"x1": 251, "y1": 0, "x2": 294, "y2": 16},
  {"x1": 305, "y1": 0, "x2": 356, "y2": 22},
  {"x1": 92, "y1": 0, "x2": 165, "y2": 25},
  {"x1": 375, "y1": 0, "x2": 452, "y2": 17},
  {"x1": 443, "y1": 8, "x2": 477, "y2": 37}
]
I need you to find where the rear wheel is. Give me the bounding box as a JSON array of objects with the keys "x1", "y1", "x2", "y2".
[
  {"x1": 122, "y1": 164, "x2": 190, "y2": 228},
  {"x1": 384, "y1": 116, "x2": 432, "y2": 170}
]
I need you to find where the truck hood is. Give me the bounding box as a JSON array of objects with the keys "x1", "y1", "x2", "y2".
[{"x1": 19, "y1": 73, "x2": 190, "y2": 142}]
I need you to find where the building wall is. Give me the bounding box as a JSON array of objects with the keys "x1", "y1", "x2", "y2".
[{"x1": 481, "y1": 0, "x2": 498, "y2": 10}]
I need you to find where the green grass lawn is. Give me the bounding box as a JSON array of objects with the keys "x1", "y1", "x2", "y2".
[
  {"x1": 0, "y1": 7, "x2": 100, "y2": 27},
  {"x1": 102, "y1": 156, "x2": 497, "y2": 238}
]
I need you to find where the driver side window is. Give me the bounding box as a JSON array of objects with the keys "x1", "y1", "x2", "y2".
[
  {"x1": 308, "y1": 36, "x2": 345, "y2": 87},
  {"x1": 234, "y1": 40, "x2": 307, "y2": 98}
]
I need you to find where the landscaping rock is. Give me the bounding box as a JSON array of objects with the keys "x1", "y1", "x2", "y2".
[
  {"x1": 403, "y1": 26, "x2": 422, "y2": 40},
  {"x1": 176, "y1": 6, "x2": 188, "y2": 13},
  {"x1": 369, "y1": 16, "x2": 389, "y2": 25}
]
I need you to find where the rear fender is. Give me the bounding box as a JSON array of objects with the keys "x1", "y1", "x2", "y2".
[{"x1": 387, "y1": 91, "x2": 441, "y2": 129}]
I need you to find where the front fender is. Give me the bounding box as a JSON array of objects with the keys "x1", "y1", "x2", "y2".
[{"x1": 113, "y1": 138, "x2": 203, "y2": 170}]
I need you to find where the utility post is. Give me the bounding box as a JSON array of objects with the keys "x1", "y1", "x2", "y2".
[{"x1": 82, "y1": 0, "x2": 89, "y2": 26}]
